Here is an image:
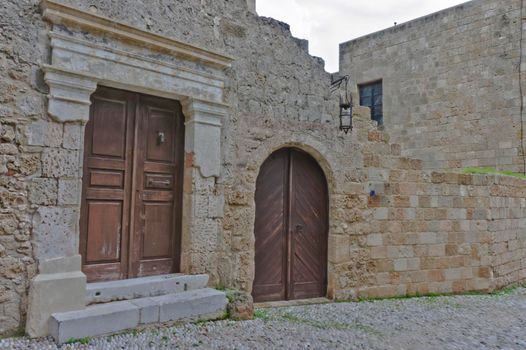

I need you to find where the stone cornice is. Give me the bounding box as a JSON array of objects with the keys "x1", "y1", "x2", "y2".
[{"x1": 40, "y1": 0, "x2": 234, "y2": 69}]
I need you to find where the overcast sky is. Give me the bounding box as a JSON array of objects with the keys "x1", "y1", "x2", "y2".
[{"x1": 256, "y1": 0, "x2": 469, "y2": 72}]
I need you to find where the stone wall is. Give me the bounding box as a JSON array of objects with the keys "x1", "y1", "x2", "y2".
[
  {"x1": 0, "y1": 0, "x2": 49, "y2": 335},
  {"x1": 1, "y1": 0, "x2": 526, "y2": 338},
  {"x1": 339, "y1": 0, "x2": 525, "y2": 172},
  {"x1": 0, "y1": 0, "x2": 338, "y2": 335},
  {"x1": 340, "y1": 163, "x2": 526, "y2": 299}
]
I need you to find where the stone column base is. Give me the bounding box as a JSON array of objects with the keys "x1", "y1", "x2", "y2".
[{"x1": 26, "y1": 255, "x2": 86, "y2": 338}]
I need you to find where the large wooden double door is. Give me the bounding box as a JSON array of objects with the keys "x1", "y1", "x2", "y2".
[
  {"x1": 80, "y1": 87, "x2": 184, "y2": 282},
  {"x1": 253, "y1": 148, "x2": 329, "y2": 302}
]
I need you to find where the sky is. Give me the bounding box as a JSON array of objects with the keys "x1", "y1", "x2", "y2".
[{"x1": 256, "y1": 0, "x2": 469, "y2": 72}]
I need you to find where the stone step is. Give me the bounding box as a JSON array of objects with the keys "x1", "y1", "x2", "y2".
[
  {"x1": 86, "y1": 274, "x2": 209, "y2": 304},
  {"x1": 50, "y1": 288, "x2": 227, "y2": 344}
]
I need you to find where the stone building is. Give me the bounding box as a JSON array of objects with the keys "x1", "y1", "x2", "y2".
[
  {"x1": 340, "y1": 0, "x2": 525, "y2": 172},
  {"x1": 0, "y1": 0, "x2": 525, "y2": 342}
]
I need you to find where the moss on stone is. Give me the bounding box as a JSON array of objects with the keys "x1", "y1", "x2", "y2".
[{"x1": 463, "y1": 167, "x2": 526, "y2": 180}]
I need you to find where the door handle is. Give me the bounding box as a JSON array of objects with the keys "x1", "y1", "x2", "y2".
[{"x1": 157, "y1": 131, "x2": 166, "y2": 145}]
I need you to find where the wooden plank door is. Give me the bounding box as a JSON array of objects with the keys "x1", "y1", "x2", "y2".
[
  {"x1": 252, "y1": 149, "x2": 289, "y2": 302},
  {"x1": 80, "y1": 87, "x2": 136, "y2": 281},
  {"x1": 289, "y1": 150, "x2": 329, "y2": 300},
  {"x1": 80, "y1": 87, "x2": 184, "y2": 282},
  {"x1": 253, "y1": 148, "x2": 328, "y2": 302},
  {"x1": 130, "y1": 94, "x2": 184, "y2": 278}
]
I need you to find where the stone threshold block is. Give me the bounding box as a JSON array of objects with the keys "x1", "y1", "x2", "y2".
[
  {"x1": 50, "y1": 288, "x2": 227, "y2": 344},
  {"x1": 86, "y1": 274, "x2": 209, "y2": 304}
]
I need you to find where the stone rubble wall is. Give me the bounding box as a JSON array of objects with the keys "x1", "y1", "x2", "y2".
[{"x1": 340, "y1": 0, "x2": 524, "y2": 172}]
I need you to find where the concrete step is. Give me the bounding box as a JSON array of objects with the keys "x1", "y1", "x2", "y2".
[
  {"x1": 86, "y1": 274, "x2": 209, "y2": 304},
  {"x1": 50, "y1": 288, "x2": 227, "y2": 344}
]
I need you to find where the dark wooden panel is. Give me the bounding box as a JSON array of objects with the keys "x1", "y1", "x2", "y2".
[
  {"x1": 142, "y1": 203, "x2": 173, "y2": 258},
  {"x1": 80, "y1": 87, "x2": 136, "y2": 282},
  {"x1": 141, "y1": 190, "x2": 174, "y2": 202},
  {"x1": 91, "y1": 98, "x2": 127, "y2": 158},
  {"x1": 85, "y1": 201, "x2": 123, "y2": 263},
  {"x1": 87, "y1": 158, "x2": 126, "y2": 171},
  {"x1": 289, "y1": 149, "x2": 328, "y2": 300},
  {"x1": 130, "y1": 94, "x2": 184, "y2": 279},
  {"x1": 90, "y1": 170, "x2": 124, "y2": 188},
  {"x1": 143, "y1": 162, "x2": 175, "y2": 174},
  {"x1": 252, "y1": 149, "x2": 288, "y2": 302}
]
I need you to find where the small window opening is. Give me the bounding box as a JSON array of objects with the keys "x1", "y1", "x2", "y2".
[{"x1": 359, "y1": 80, "x2": 383, "y2": 126}]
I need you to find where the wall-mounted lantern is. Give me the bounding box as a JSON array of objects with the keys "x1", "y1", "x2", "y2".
[{"x1": 330, "y1": 75, "x2": 353, "y2": 134}]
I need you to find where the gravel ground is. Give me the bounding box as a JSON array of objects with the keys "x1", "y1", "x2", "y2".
[{"x1": 2, "y1": 288, "x2": 526, "y2": 350}]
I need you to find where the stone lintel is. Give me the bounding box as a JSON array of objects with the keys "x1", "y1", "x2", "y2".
[
  {"x1": 182, "y1": 98, "x2": 228, "y2": 178},
  {"x1": 43, "y1": 65, "x2": 97, "y2": 124},
  {"x1": 40, "y1": 0, "x2": 234, "y2": 69}
]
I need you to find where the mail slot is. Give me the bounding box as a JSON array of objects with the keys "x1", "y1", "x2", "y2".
[{"x1": 145, "y1": 174, "x2": 173, "y2": 189}]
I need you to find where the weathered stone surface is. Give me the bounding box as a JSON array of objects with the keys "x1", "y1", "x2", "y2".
[
  {"x1": 32, "y1": 207, "x2": 79, "y2": 261},
  {"x1": 86, "y1": 274, "x2": 209, "y2": 304},
  {"x1": 57, "y1": 179, "x2": 80, "y2": 206},
  {"x1": 41, "y1": 149, "x2": 80, "y2": 178},
  {"x1": 24, "y1": 120, "x2": 63, "y2": 148},
  {"x1": 129, "y1": 298, "x2": 159, "y2": 325},
  {"x1": 227, "y1": 290, "x2": 254, "y2": 320},
  {"x1": 26, "y1": 270, "x2": 86, "y2": 338},
  {"x1": 157, "y1": 288, "x2": 227, "y2": 322},
  {"x1": 28, "y1": 178, "x2": 57, "y2": 206},
  {"x1": 49, "y1": 301, "x2": 139, "y2": 344},
  {"x1": 50, "y1": 288, "x2": 226, "y2": 344},
  {"x1": 62, "y1": 123, "x2": 84, "y2": 150}
]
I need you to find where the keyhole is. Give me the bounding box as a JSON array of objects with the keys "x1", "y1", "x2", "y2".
[{"x1": 157, "y1": 131, "x2": 166, "y2": 145}]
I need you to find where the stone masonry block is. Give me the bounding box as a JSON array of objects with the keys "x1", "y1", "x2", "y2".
[
  {"x1": 58, "y1": 179, "x2": 81, "y2": 206},
  {"x1": 157, "y1": 288, "x2": 227, "y2": 322},
  {"x1": 26, "y1": 269, "x2": 86, "y2": 338},
  {"x1": 208, "y1": 195, "x2": 225, "y2": 218},
  {"x1": 329, "y1": 235, "x2": 350, "y2": 263},
  {"x1": 32, "y1": 207, "x2": 79, "y2": 260},
  {"x1": 62, "y1": 123, "x2": 84, "y2": 150},
  {"x1": 29, "y1": 178, "x2": 58, "y2": 206},
  {"x1": 86, "y1": 274, "x2": 209, "y2": 304},
  {"x1": 130, "y1": 298, "x2": 159, "y2": 324},
  {"x1": 41, "y1": 148, "x2": 80, "y2": 178},
  {"x1": 24, "y1": 120, "x2": 63, "y2": 148},
  {"x1": 50, "y1": 301, "x2": 139, "y2": 344}
]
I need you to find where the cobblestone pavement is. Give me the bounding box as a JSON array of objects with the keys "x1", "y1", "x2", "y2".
[{"x1": 2, "y1": 288, "x2": 526, "y2": 350}]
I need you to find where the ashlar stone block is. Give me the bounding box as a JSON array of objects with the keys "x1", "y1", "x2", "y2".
[
  {"x1": 41, "y1": 148, "x2": 80, "y2": 178},
  {"x1": 58, "y1": 179, "x2": 81, "y2": 206},
  {"x1": 32, "y1": 207, "x2": 79, "y2": 260}
]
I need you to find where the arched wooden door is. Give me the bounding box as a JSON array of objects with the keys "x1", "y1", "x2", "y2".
[{"x1": 253, "y1": 148, "x2": 328, "y2": 302}]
